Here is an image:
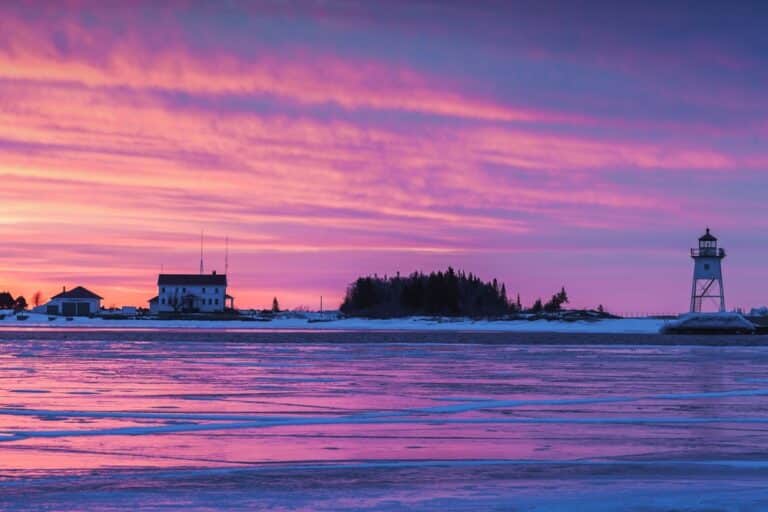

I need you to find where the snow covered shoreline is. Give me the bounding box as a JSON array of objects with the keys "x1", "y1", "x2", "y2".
[{"x1": 0, "y1": 312, "x2": 666, "y2": 334}]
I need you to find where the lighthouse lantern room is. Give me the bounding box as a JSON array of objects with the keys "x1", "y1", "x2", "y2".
[{"x1": 690, "y1": 228, "x2": 726, "y2": 313}]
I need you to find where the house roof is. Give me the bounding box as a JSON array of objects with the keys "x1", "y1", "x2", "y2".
[
  {"x1": 51, "y1": 286, "x2": 103, "y2": 300},
  {"x1": 158, "y1": 273, "x2": 227, "y2": 286},
  {"x1": 148, "y1": 296, "x2": 158, "y2": 303},
  {"x1": 699, "y1": 228, "x2": 717, "y2": 242}
]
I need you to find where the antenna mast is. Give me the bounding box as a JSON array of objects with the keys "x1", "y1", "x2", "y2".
[
  {"x1": 199, "y1": 230, "x2": 204, "y2": 275},
  {"x1": 225, "y1": 235, "x2": 229, "y2": 275}
]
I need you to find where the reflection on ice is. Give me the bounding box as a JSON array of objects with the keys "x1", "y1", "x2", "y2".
[{"x1": 1, "y1": 335, "x2": 768, "y2": 510}]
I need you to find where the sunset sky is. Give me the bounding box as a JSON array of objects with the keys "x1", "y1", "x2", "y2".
[{"x1": 1, "y1": 1, "x2": 767, "y2": 313}]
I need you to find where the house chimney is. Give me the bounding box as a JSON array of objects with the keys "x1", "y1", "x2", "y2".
[
  {"x1": 62, "y1": 286, "x2": 66, "y2": 293},
  {"x1": 212, "y1": 270, "x2": 216, "y2": 275}
]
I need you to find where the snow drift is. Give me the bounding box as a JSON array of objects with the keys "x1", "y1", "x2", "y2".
[{"x1": 661, "y1": 312, "x2": 756, "y2": 334}]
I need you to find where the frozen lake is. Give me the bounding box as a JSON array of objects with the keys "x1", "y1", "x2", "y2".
[{"x1": 2, "y1": 331, "x2": 768, "y2": 510}]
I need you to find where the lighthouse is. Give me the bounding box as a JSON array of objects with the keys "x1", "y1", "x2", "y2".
[{"x1": 690, "y1": 228, "x2": 726, "y2": 313}]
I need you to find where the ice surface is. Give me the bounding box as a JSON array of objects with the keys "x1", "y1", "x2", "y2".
[{"x1": 1, "y1": 333, "x2": 768, "y2": 510}]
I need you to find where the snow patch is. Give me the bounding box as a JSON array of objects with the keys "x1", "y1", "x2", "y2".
[
  {"x1": 661, "y1": 312, "x2": 756, "y2": 334},
  {"x1": 0, "y1": 313, "x2": 665, "y2": 334}
]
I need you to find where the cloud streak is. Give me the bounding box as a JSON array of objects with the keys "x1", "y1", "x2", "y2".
[{"x1": 0, "y1": 1, "x2": 766, "y2": 312}]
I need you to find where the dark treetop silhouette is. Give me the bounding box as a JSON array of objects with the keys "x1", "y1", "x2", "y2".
[{"x1": 341, "y1": 268, "x2": 521, "y2": 318}]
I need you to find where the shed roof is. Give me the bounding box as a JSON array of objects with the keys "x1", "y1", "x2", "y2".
[{"x1": 51, "y1": 286, "x2": 103, "y2": 300}]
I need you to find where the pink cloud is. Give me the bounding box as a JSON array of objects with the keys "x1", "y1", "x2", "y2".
[
  {"x1": 0, "y1": 9, "x2": 549, "y2": 123},
  {"x1": 0, "y1": 3, "x2": 765, "y2": 312}
]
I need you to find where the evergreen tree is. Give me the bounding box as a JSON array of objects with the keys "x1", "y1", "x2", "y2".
[
  {"x1": 0, "y1": 292, "x2": 14, "y2": 310},
  {"x1": 558, "y1": 286, "x2": 569, "y2": 305},
  {"x1": 531, "y1": 298, "x2": 543, "y2": 313},
  {"x1": 271, "y1": 297, "x2": 280, "y2": 313},
  {"x1": 544, "y1": 286, "x2": 569, "y2": 312},
  {"x1": 340, "y1": 268, "x2": 513, "y2": 318}
]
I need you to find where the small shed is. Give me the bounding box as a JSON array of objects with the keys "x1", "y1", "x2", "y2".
[{"x1": 46, "y1": 286, "x2": 103, "y2": 316}]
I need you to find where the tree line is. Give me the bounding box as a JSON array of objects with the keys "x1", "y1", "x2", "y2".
[
  {"x1": 0, "y1": 291, "x2": 28, "y2": 311},
  {"x1": 0, "y1": 291, "x2": 46, "y2": 312},
  {"x1": 340, "y1": 268, "x2": 570, "y2": 318}
]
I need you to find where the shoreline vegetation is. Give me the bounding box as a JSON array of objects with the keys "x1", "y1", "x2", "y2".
[
  {"x1": 2, "y1": 269, "x2": 764, "y2": 336},
  {"x1": 339, "y1": 267, "x2": 609, "y2": 319},
  {"x1": 2, "y1": 267, "x2": 618, "y2": 321}
]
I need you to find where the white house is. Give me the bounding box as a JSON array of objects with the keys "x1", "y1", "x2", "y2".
[
  {"x1": 44, "y1": 286, "x2": 102, "y2": 316},
  {"x1": 149, "y1": 271, "x2": 233, "y2": 314}
]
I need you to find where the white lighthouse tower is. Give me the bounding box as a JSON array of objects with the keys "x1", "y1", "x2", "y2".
[{"x1": 690, "y1": 228, "x2": 726, "y2": 313}]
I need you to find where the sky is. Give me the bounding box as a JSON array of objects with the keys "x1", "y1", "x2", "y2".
[{"x1": 1, "y1": 0, "x2": 767, "y2": 313}]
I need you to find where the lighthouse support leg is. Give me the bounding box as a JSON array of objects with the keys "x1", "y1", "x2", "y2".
[
  {"x1": 718, "y1": 277, "x2": 725, "y2": 312},
  {"x1": 690, "y1": 277, "x2": 697, "y2": 313},
  {"x1": 690, "y1": 278, "x2": 725, "y2": 313}
]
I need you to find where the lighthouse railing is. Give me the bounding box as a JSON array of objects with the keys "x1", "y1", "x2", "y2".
[{"x1": 690, "y1": 248, "x2": 726, "y2": 258}]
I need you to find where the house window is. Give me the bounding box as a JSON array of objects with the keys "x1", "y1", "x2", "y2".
[
  {"x1": 161, "y1": 298, "x2": 165, "y2": 305},
  {"x1": 182, "y1": 287, "x2": 186, "y2": 293},
  {"x1": 215, "y1": 298, "x2": 219, "y2": 305},
  {"x1": 162, "y1": 287, "x2": 166, "y2": 293},
  {"x1": 202, "y1": 288, "x2": 206, "y2": 293}
]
